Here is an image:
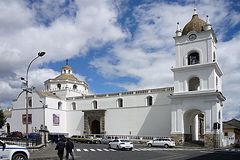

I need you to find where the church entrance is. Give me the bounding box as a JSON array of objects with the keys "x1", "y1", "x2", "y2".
[
  {"x1": 184, "y1": 109, "x2": 204, "y2": 142},
  {"x1": 82, "y1": 110, "x2": 106, "y2": 135},
  {"x1": 91, "y1": 120, "x2": 100, "y2": 134}
]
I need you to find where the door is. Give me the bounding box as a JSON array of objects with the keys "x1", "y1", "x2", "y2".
[{"x1": 91, "y1": 120, "x2": 100, "y2": 134}]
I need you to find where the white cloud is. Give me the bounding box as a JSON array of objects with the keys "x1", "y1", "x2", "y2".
[
  {"x1": 0, "y1": 0, "x2": 125, "y2": 106},
  {"x1": 90, "y1": 0, "x2": 240, "y2": 120},
  {"x1": 218, "y1": 33, "x2": 240, "y2": 120}
]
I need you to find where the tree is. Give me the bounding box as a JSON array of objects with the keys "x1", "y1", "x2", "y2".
[{"x1": 0, "y1": 110, "x2": 6, "y2": 129}]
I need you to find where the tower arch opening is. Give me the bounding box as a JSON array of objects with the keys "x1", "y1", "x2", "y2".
[
  {"x1": 183, "y1": 109, "x2": 204, "y2": 143},
  {"x1": 188, "y1": 52, "x2": 200, "y2": 65},
  {"x1": 188, "y1": 77, "x2": 200, "y2": 91}
]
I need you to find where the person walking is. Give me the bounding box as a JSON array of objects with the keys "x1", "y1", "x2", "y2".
[
  {"x1": 65, "y1": 138, "x2": 75, "y2": 160},
  {"x1": 55, "y1": 138, "x2": 65, "y2": 160}
]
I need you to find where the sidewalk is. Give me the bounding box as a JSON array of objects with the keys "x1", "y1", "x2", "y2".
[{"x1": 30, "y1": 143, "x2": 58, "y2": 160}]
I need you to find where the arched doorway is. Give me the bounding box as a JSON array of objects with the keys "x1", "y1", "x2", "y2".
[
  {"x1": 184, "y1": 109, "x2": 204, "y2": 142},
  {"x1": 91, "y1": 120, "x2": 100, "y2": 134}
]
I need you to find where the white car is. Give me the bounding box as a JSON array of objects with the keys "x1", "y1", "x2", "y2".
[
  {"x1": 0, "y1": 140, "x2": 30, "y2": 160},
  {"x1": 109, "y1": 139, "x2": 133, "y2": 150},
  {"x1": 147, "y1": 138, "x2": 175, "y2": 148}
]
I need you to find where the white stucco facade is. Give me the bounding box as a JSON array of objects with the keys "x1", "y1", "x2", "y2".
[{"x1": 6, "y1": 10, "x2": 226, "y2": 147}]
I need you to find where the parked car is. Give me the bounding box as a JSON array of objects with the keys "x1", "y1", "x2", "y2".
[
  {"x1": 7, "y1": 131, "x2": 23, "y2": 139},
  {"x1": 0, "y1": 140, "x2": 30, "y2": 160},
  {"x1": 70, "y1": 135, "x2": 83, "y2": 143},
  {"x1": 70, "y1": 135, "x2": 100, "y2": 144},
  {"x1": 147, "y1": 138, "x2": 175, "y2": 148},
  {"x1": 109, "y1": 139, "x2": 133, "y2": 151},
  {"x1": 100, "y1": 136, "x2": 115, "y2": 144}
]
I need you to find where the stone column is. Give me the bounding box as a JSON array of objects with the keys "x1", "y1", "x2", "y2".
[
  {"x1": 100, "y1": 116, "x2": 105, "y2": 134},
  {"x1": 83, "y1": 115, "x2": 90, "y2": 134}
]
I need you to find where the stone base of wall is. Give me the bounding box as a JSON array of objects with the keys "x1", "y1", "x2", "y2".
[
  {"x1": 171, "y1": 134, "x2": 184, "y2": 145},
  {"x1": 204, "y1": 133, "x2": 220, "y2": 148},
  {"x1": 172, "y1": 133, "x2": 221, "y2": 148}
]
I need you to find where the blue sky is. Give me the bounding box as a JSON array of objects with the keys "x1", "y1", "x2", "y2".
[{"x1": 0, "y1": 0, "x2": 240, "y2": 121}]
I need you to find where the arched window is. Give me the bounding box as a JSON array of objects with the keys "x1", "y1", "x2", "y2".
[
  {"x1": 188, "y1": 52, "x2": 199, "y2": 65},
  {"x1": 146, "y1": 96, "x2": 153, "y2": 106},
  {"x1": 72, "y1": 102, "x2": 76, "y2": 110},
  {"x1": 57, "y1": 83, "x2": 61, "y2": 89},
  {"x1": 92, "y1": 100, "x2": 97, "y2": 109},
  {"x1": 188, "y1": 77, "x2": 200, "y2": 91},
  {"x1": 73, "y1": 84, "x2": 77, "y2": 90},
  {"x1": 117, "y1": 98, "x2": 123, "y2": 107},
  {"x1": 28, "y1": 97, "x2": 32, "y2": 107},
  {"x1": 58, "y1": 101, "x2": 62, "y2": 110}
]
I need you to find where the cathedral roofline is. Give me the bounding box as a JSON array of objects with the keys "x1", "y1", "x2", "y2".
[
  {"x1": 44, "y1": 78, "x2": 88, "y2": 87},
  {"x1": 66, "y1": 87, "x2": 174, "y2": 100},
  {"x1": 36, "y1": 90, "x2": 61, "y2": 99}
]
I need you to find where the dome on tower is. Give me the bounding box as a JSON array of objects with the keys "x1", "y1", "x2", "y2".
[
  {"x1": 182, "y1": 10, "x2": 207, "y2": 35},
  {"x1": 62, "y1": 65, "x2": 72, "y2": 70},
  {"x1": 53, "y1": 64, "x2": 81, "y2": 82}
]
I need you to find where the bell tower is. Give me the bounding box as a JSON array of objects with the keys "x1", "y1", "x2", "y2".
[
  {"x1": 173, "y1": 9, "x2": 221, "y2": 93},
  {"x1": 170, "y1": 9, "x2": 226, "y2": 147}
]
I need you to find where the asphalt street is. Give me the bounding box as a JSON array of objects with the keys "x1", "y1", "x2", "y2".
[{"x1": 30, "y1": 143, "x2": 240, "y2": 160}]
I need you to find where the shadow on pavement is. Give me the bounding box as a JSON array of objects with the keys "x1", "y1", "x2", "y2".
[{"x1": 186, "y1": 151, "x2": 240, "y2": 160}]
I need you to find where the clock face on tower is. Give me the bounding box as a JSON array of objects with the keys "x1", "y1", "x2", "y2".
[{"x1": 189, "y1": 34, "x2": 197, "y2": 41}]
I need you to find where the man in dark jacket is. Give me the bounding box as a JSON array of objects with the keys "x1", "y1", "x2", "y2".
[
  {"x1": 55, "y1": 138, "x2": 65, "y2": 160},
  {"x1": 66, "y1": 138, "x2": 75, "y2": 160}
]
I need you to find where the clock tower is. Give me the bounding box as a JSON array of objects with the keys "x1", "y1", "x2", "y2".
[{"x1": 170, "y1": 9, "x2": 225, "y2": 147}]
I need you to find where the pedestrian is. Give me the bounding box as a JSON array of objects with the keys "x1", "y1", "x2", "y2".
[
  {"x1": 66, "y1": 138, "x2": 75, "y2": 160},
  {"x1": 55, "y1": 138, "x2": 65, "y2": 160}
]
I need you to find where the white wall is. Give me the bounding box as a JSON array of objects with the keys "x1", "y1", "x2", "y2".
[{"x1": 105, "y1": 105, "x2": 171, "y2": 137}]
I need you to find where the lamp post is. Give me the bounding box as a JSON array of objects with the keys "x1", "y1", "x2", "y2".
[{"x1": 21, "y1": 52, "x2": 45, "y2": 146}]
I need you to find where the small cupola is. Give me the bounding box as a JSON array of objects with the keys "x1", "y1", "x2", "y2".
[
  {"x1": 175, "y1": 22, "x2": 182, "y2": 37},
  {"x1": 61, "y1": 65, "x2": 72, "y2": 74},
  {"x1": 204, "y1": 15, "x2": 212, "y2": 31},
  {"x1": 182, "y1": 8, "x2": 207, "y2": 35}
]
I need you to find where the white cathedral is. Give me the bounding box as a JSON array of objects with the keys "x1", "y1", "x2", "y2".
[{"x1": 7, "y1": 9, "x2": 226, "y2": 147}]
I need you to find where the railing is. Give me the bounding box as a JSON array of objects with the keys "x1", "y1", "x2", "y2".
[
  {"x1": 0, "y1": 136, "x2": 42, "y2": 147},
  {"x1": 67, "y1": 87, "x2": 174, "y2": 100}
]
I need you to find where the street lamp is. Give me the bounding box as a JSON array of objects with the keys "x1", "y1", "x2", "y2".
[{"x1": 21, "y1": 51, "x2": 45, "y2": 146}]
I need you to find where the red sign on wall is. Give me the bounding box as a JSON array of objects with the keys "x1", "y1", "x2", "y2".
[{"x1": 22, "y1": 114, "x2": 32, "y2": 124}]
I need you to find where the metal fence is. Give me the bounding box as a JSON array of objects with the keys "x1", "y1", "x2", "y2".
[{"x1": 0, "y1": 136, "x2": 42, "y2": 147}]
